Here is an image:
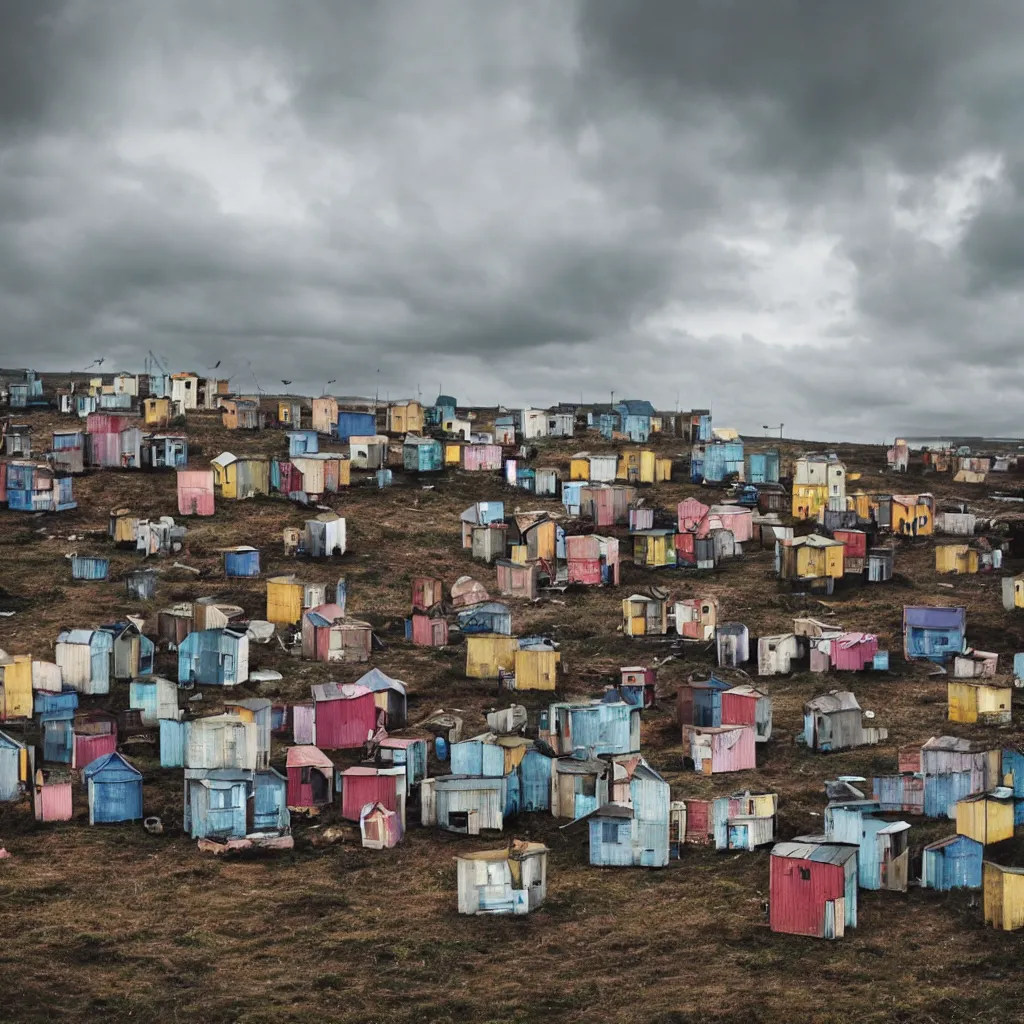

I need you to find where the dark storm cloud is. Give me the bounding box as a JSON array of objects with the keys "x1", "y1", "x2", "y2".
[{"x1": 5, "y1": 2, "x2": 1024, "y2": 438}]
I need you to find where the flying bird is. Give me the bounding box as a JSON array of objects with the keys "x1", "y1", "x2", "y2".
[
  {"x1": 208, "y1": 360, "x2": 221, "y2": 370},
  {"x1": 326, "y1": 379, "x2": 337, "y2": 385},
  {"x1": 281, "y1": 380, "x2": 292, "y2": 386},
  {"x1": 83, "y1": 358, "x2": 105, "y2": 369}
]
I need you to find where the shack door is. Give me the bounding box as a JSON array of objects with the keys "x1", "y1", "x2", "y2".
[
  {"x1": 815, "y1": 712, "x2": 832, "y2": 751},
  {"x1": 824, "y1": 898, "x2": 845, "y2": 939},
  {"x1": 629, "y1": 601, "x2": 646, "y2": 636},
  {"x1": 431, "y1": 621, "x2": 446, "y2": 646},
  {"x1": 199, "y1": 649, "x2": 220, "y2": 684}
]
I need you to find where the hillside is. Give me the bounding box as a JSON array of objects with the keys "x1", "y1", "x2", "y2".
[{"x1": 2, "y1": 404, "x2": 1024, "y2": 1024}]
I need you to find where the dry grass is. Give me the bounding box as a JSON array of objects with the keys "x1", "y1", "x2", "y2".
[{"x1": 3, "y1": 410, "x2": 1024, "y2": 1022}]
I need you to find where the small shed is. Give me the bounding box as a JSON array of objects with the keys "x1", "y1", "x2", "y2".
[
  {"x1": 129, "y1": 676, "x2": 181, "y2": 725},
  {"x1": 349, "y1": 434, "x2": 390, "y2": 470},
  {"x1": 34, "y1": 769, "x2": 73, "y2": 822},
  {"x1": 984, "y1": 862, "x2": 1024, "y2": 930},
  {"x1": 301, "y1": 605, "x2": 372, "y2": 663},
  {"x1": 83, "y1": 751, "x2": 143, "y2": 825},
  {"x1": 361, "y1": 802, "x2": 403, "y2": 849},
  {"x1": 176, "y1": 468, "x2": 216, "y2": 516},
  {"x1": 829, "y1": 632, "x2": 879, "y2": 672},
  {"x1": 471, "y1": 525, "x2": 508, "y2": 564},
  {"x1": 758, "y1": 633, "x2": 801, "y2": 676},
  {"x1": 408, "y1": 611, "x2": 449, "y2": 647},
  {"x1": 403, "y1": 436, "x2": 443, "y2": 472},
  {"x1": 922, "y1": 834, "x2": 983, "y2": 891},
  {"x1": 683, "y1": 724, "x2": 757, "y2": 774},
  {"x1": 511, "y1": 642, "x2": 561, "y2": 691},
  {"x1": 903, "y1": 605, "x2": 967, "y2": 663},
  {"x1": 178, "y1": 628, "x2": 249, "y2": 686},
  {"x1": 223, "y1": 546, "x2": 261, "y2": 578},
  {"x1": 72, "y1": 711, "x2": 118, "y2": 769},
  {"x1": 622, "y1": 591, "x2": 670, "y2": 637},
  {"x1": 948, "y1": 679, "x2": 1012, "y2": 725},
  {"x1": 769, "y1": 837, "x2": 858, "y2": 939},
  {"x1": 953, "y1": 649, "x2": 999, "y2": 679},
  {"x1": 311, "y1": 682, "x2": 380, "y2": 749},
  {"x1": 465, "y1": 634, "x2": 520, "y2": 679},
  {"x1": 496, "y1": 560, "x2": 539, "y2": 600},
  {"x1": 424, "y1": 774, "x2": 511, "y2": 833},
  {"x1": 340, "y1": 766, "x2": 406, "y2": 824},
  {"x1": 618, "y1": 666, "x2": 656, "y2": 709},
  {"x1": 456, "y1": 842, "x2": 549, "y2": 914},
  {"x1": 0, "y1": 729, "x2": 28, "y2": 802},
  {"x1": 286, "y1": 430, "x2": 319, "y2": 457},
  {"x1": 0, "y1": 653, "x2": 33, "y2": 722},
  {"x1": 716, "y1": 623, "x2": 750, "y2": 667},
  {"x1": 451, "y1": 575, "x2": 490, "y2": 608},
  {"x1": 412, "y1": 576, "x2": 444, "y2": 612},
  {"x1": 55, "y1": 629, "x2": 113, "y2": 696},
  {"x1": 803, "y1": 691, "x2": 888, "y2": 751},
  {"x1": 286, "y1": 745, "x2": 334, "y2": 812},
  {"x1": 956, "y1": 791, "x2": 1014, "y2": 845}
]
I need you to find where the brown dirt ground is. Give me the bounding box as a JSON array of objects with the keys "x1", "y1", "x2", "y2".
[{"x1": 3, "y1": 406, "x2": 1024, "y2": 1023}]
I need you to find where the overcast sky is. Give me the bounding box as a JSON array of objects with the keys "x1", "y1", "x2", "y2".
[{"x1": 5, "y1": 2, "x2": 1024, "y2": 441}]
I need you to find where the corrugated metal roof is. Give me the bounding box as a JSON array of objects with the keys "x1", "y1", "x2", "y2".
[
  {"x1": 805, "y1": 690, "x2": 861, "y2": 713},
  {"x1": 354, "y1": 668, "x2": 407, "y2": 696},
  {"x1": 311, "y1": 682, "x2": 372, "y2": 702}
]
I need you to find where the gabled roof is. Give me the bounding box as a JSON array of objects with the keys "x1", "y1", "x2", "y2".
[
  {"x1": 82, "y1": 751, "x2": 141, "y2": 779},
  {"x1": 616, "y1": 400, "x2": 656, "y2": 416},
  {"x1": 771, "y1": 838, "x2": 857, "y2": 865},
  {"x1": 355, "y1": 668, "x2": 407, "y2": 696},
  {"x1": 211, "y1": 452, "x2": 237, "y2": 467}
]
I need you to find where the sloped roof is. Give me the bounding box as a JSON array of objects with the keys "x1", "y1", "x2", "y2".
[
  {"x1": 355, "y1": 668, "x2": 407, "y2": 696},
  {"x1": 904, "y1": 606, "x2": 966, "y2": 629},
  {"x1": 311, "y1": 682, "x2": 372, "y2": 702},
  {"x1": 286, "y1": 745, "x2": 334, "y2": 768},
  {"x1": 805, "y1": 691, "x2": 861, "y2": 714}
]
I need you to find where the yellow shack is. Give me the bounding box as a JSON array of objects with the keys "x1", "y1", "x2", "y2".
[
  {"x1": 654, "y1": 457, "x2": 672, "y2": 482},
  {"x1": 948, "y1": 680, "x2": 1012, "y2": 725},
  {"x1": 210, "y1": 453, "x2": 270, "y2": 500},
  {"x1": 956, "y1": 792, "x2": 1014, "y2": 845},
  {"x1": 984, "y1": 862, "x2": 1024, "y2": 931},
  {"x1": 891, "y1": 494, "x2": 934, "y2": 536},
  {"x1": 570, "y1": 453, "x2": 592, "y2": 481},
  {"x1": 143, "y1": 396, "x2": 172, "y2": 428},
  {"x1": 622, "y1": 593, "x2": 670, "y2": 636},
  {"x1": 465, "y1": 635, "x2": 519, "y2": 679},
  {"x1": 512, "y1": 645, "x2": 561, "y2": 690},
  {"x1": 616, "y1": 450, "x2": 657, "y2": 484},
  {"x1": 0, "y1": 653, "x2": 33, "y2": 721},
  {"x1": 445, "y1": 442, "x2": 464, "y2": 466},
  {"x1": 936, "y1": 544, "x2": 978, "y2": 574},
  {"x1": 387, "y1": 400, "x2": 424, "y2": 434},
  {"x1": 265, "y1": 575, "x2": 325, "y2": 626},
  {"x1": 778, "y1": 535, "x2": 844, "y2": 580},
  {"x1": 792, "y1": 483, "x2": 828, "y2": 520}
]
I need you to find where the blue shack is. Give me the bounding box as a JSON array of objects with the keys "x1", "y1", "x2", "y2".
[
  {"x1": 678, "y1": 677, "x2": 732, "y2": 727},
  {"x1": 184, "y1": 769, "x2": 250, "y2": 839},
  {"x1": 747, "y1": 450, "x2": 781, "y2": 484},
  {"x1": 35, "y1": 689, "x2": 79, "y2": 763},
  {"x1": 428, "y1": 394, "x2": 458, "y2": 428},
  {"x1": 84, "y1": 752, "x2": 143, "y2": 825},
  {"x1": 126, "y1": 569, "x2": 158, "y2": 601},
  {"x1": 903, "y1": 606, "x2": 967, "y2": 663},
  {"x1": 922, "y1": 834, "x2": 983, "y2": 890},
  {"x1": 336, "y1": 411, "x2": 377, "y2": 442},
  {"x1": 286, "y1": 430, "x2": 319, "y2": 457},
  {"x1": 178, "y1": 628, "x2": 249, "y2": 686},
  {"x1": 141, "y1": 434, "x2": 189, "y2": 469},
  {"x1": 223, "y1": 546, "x2": 261, "y2": 577},
  {"x1": 1001, "y1": 748, "x2": 1024, "y2": 825},
  {"x1": 376, "y1": 737, "x2": 428, "y2": 788},
  {"x1": 614, "y1": 400, "x2": 655, "y2": 443},
  {"x1": 581, "y1": 759, "x2": 670, "y2": 867},
  {"x1": 519, "y1": 748, "x2": 553, "y2": 812},
  {"x1": 7, "y1": 463, "x2": 76, "y2": 511},
  {"x1": 451, "y1": 738, "x2": 506, "y2": 777},
  {"x1": 457, "y1": 602, "x2": 512, "y2": 636},
  {"x1": 71, "y1": 555, "x2": 110, "y2": 581},
  {"x1": 824, "y1": 800, "x2": 911, "y2": 891},
  {"x1": 403, "y1": 436, "x2": 443, "y2": 472},
  {"x1": 545, "y1": 701, "x2": 641, "y2": 757},
  {"x1": 255, "y1": 768, "x2": 290, "y2": 831},
  {"x1": 598, "y1": 412, "x2": 620, "y2": 439},
  {"x1": 0, "y1": 729, "x2": 27, "y2": 801},
  {"x1": 183, "y1": 767, "x2": 290, "y2": 839},
  {"x1": 700, "y1": 440, "x2": 745, "y2": 483}
]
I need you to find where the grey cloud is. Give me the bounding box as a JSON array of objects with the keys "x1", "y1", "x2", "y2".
[{"x1": 5, "y1": 1, "x2": 1024, "y2": 439}]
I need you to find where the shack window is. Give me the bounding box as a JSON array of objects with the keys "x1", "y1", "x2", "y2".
[
  {"x1": 602, "y1": 822, "x2": 620, "y2": 844},
  {"x1": 301, "y1": 766, "x2": 311, "y2": 784},
  {"x1": 799, "y1": 867, "x2": 811, "y2": 881},
  {"x1": 581, "y1": 776, "x2": 596, "y2": 797}
]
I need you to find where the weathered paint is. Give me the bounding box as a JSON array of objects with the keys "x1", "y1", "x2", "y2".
[
  {"x1": 84, "y1": 752, "x2": 143, "y2": 825},
  {"x1": 956, "y1": 793, "x2": 1014, "y2": 844},
  {"x1": 34, "y1": 774, "x2": 73, "y2": 822},
  {"x1": 340, "y1": 767, "x2": 404, "y2": 823},
  {"x1": 465, "y1": 634, "x2": 519, "y2": 679},
  {"x1": 922, "y1": 835, "x2": 983, "y2": 890},
  {"x1": 770, "y1": 840, "x2": 857, "y2": 939},
  {"x1": 176, "y1": 469, "x2": 216, "y2": 516},
  {"x1": 984, "y1": 862, "x2": 1024, "y2": 931},
  {"x1": 312, "y1": 683, "x2": 379, "y2": 749}
]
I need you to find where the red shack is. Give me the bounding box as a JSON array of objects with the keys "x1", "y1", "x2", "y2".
[
  {"x1": 286, "y1": 745, "x2": 334, "y2": 812},
  {"x1": 339, "y1": 766, "x2": 406, "y2": 825},
  {"x1": 71, "y1": 711, "x2": 118, "y2": 769},
  {"x1": 832, "y1": 529, "x2": 867, "y2": 574},
  {"x1": 311, "y1": 682, "x2": 380, "y2": 749},
  {"x1": 770, "y1": 837, "x2": 858, "y2": 939}
]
